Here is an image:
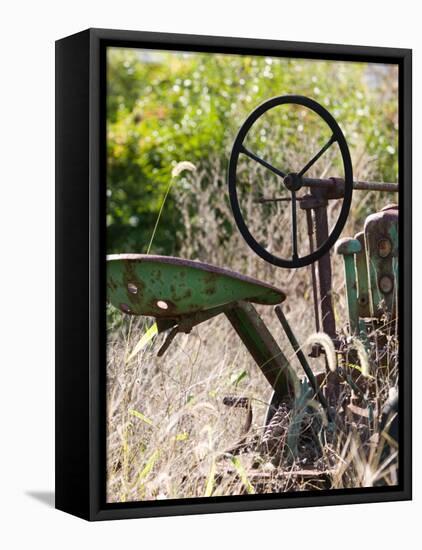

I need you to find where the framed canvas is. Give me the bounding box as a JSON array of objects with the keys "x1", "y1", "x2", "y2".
[{"x1": 55, "y1": 28, "x2": 412, "y2": 521}]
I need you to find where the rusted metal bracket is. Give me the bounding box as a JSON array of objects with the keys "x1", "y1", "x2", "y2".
[{"x1": 156, "y1": 303, "x2": 238, "y2": 356}]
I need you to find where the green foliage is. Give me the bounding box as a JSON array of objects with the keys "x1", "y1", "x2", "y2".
[{"x1": 107, "y1": 47, "x2": 398, "y2": 254}]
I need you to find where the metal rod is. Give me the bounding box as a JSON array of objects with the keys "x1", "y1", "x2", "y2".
[
  {"x1": 240, "y1": 144, "x2": 286, "y2": 178},
  {"x1": 254, "y1": 180, "x2": 398, "y2": 204},
  {"x1": 305, "y1": 208, "x2": 320, "y2": 333},
  {"x1": 351, "y1": 180, "x2": 398, "y2": 192},
  {"x1": 254, "y1": 196, "x2": 305, "y2": 203},
  {"x1": 274, "y1": 306, "x2": 330, "y2": 415},
  {"x1": 303, "y1": 178, "x2": 398, "y2": 192},
  {"x1": 297, "y1": 134, "x2": 336, "y2": 178},
  {"x1": 314, "y1": 205, "x2": 336, "y2": 339},
  {"x1": 291, "y1": 190, "x2": 298, "y2": 261}
]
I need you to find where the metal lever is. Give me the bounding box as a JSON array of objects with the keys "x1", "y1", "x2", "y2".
[
  {"x1": 334, "y1": 237, "x2": 362, "y2": 335},
  {"x1": 274, "y1": 305, "x2": 331, "y2": 418}
]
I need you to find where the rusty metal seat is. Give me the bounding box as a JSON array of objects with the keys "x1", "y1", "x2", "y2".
[{"x1": 107, "y1": 254, "x2": 286, "y2": 318}]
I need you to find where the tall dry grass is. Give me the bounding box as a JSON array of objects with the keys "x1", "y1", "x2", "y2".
[{"x1": 106, "y1": 139, "x2": 398, "y2": 502}]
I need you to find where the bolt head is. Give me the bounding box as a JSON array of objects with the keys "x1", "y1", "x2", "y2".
[{"x1": 283, "y1": 172, "x2": 302, "y2": 192}]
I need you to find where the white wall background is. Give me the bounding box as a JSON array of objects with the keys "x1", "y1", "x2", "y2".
[{"x1": 0, "y1": 1, "x2": 419, "y2": 547}]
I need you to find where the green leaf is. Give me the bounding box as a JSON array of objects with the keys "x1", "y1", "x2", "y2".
[
  {"x1": 129, "y1": 409, "x2": 154, "y2": 427},
  {"x1": 126, "y1": 323, "x2": 158, "y2": 362},
  {"x1": 137, "y1": 450, "x2": 160, "y2": 483},
  {"x1": 175, "y1": 432, "x2": 189, "y2": 441},
  {"x1": 348, "y1": 362, "x2": 375, "y2": 379},
  {"x1": 230, "y1": 370, "x2": 248, "y2": 387},
  {"x1": 231, "y1": 456, "x2": 255, "y2": 494},
  {"x1": 204, "y1": 459, "x2": 216, "y2": 497}
]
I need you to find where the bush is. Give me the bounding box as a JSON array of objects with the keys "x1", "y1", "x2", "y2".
[{"x1": 107, "y1": 48, "x2": 398, "y2": 255}]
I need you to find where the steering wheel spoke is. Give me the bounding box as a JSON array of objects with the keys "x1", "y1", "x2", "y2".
[
  {"x1": 297, "y1": 134, "x2": 337, "y2": 178},
  {"x1": 291, "y1": 191, "x2": 298, "y2": 261},
  {"x1": 240, "y1": 144, "x2": 286, "y2": 179}
]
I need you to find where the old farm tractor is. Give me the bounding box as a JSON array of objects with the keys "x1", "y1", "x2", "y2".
[{"x1": 107, "y1": 96, "x2": 399, "y2": 485}]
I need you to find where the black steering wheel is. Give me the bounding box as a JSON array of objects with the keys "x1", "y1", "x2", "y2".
[{"x1": 228, "y1": 95, "x2": 353, "y2": 268}]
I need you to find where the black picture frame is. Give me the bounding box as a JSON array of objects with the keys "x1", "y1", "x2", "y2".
[{"x1": 55, "y1": 28, "x2": 412, "y2": 521}]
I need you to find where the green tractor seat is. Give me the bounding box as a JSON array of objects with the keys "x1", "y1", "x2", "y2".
[
  {"x1": 107, "y1": 254, "x2": 295, "y2": 400},
  {"x1": 107, "y1": 254, "x2": 286, "y2": 319}
]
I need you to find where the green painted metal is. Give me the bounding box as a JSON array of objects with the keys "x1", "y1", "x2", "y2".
[
  {"x1": 335, "y1": 237, "x2": 361, "y2": 334},
  {"x1": 335, "y1": 205, "x2": 398, "y2": 335},
  {"x1": 107, "y1": 254, "x2": 286, "y2": 318},
  {"x1": 354, "y1": 231, "x2": 371, "y2": 318},
  {"x1": 225, "y1": 302, "x2": 298, "y2": 399},
  {"x1": 364, "y1": 205, "x2": 398, "y2": 319},
  {"x1": 107, "y1": 254, "x2": 296, "y2": 401},
  {"x1": 297, "y1": 193, "x2": 399, "y2": 351}
]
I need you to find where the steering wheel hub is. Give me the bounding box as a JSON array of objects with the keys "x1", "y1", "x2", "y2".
[{"x1": 284, "y1": 172, "x2": 303, "y2": 192}]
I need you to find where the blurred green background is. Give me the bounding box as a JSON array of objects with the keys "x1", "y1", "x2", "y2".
[{"x1": 106, "y1": 48, "x2": 398, "y2": 255}]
